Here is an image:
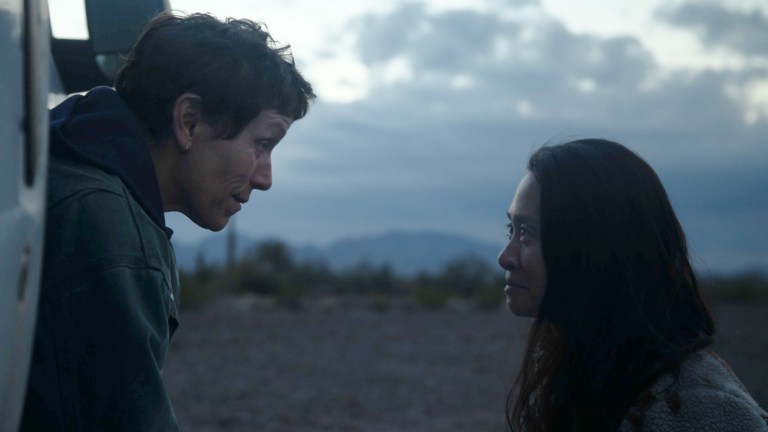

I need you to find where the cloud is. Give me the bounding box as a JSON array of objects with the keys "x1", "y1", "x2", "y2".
[
  {"x1": 353, "y1": 5, "x2": 652, "y2": 98},
  {"x1": 340, "y1": 3, "x2": 766, "y2": 154},
  {"x1": 658, "y1": 1, "x2": 768, "y2": 57},
  {"x1": 170, "y1": 1, "x2": 768, "y2": 274},
  {"x1": 353, "y1": 3, "x2": 509, "y2": 71}
]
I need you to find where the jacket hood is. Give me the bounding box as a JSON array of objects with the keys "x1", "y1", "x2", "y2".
[{"x1": 49, "y1": 86, "x2": 172, "y2": 238}]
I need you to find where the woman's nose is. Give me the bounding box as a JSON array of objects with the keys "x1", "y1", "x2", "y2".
[
  {"x1": 498, "y1": 240, "x2": 519, "y2": 271},
  {"x1": 251, "y1": 155, "x2": 273, "y2": 191}
]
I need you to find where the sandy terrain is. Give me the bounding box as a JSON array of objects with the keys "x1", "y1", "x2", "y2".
[{"x1": 164, "y1": 299, "x2": 768, "y2": 431}]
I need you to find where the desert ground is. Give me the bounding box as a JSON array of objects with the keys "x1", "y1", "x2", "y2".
[{"x1": 164, "y1": 299, "x2": 768, "y2": 432}]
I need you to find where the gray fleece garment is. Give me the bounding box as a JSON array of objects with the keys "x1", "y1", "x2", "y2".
[{"x1": 619, "y1": 350, "x2": 768, "y2": 432}]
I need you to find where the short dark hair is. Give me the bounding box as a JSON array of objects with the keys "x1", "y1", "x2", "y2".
[
  {"x1": 115, "y1": 12, "x2": 315, "y2": 142},
  {"x1": 508, "y1": 139, "x2": 715, "y2": 431}
]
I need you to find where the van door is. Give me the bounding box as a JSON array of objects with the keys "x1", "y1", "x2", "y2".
[
  {"x1": 0, "y1": 0, "x2": 50, "y2": 430},
  {"x1": 1, "y1": 1, "x2": 168, "y2": 429}
]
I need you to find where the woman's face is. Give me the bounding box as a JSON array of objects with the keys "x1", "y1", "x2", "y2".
[{"x1": 498, "y1": 172, "x2": 547, "y2": 317}]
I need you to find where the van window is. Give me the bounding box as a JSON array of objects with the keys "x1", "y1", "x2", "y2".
[{"x1": 48, "y1": 0, "x2": 88, "y2": 39}]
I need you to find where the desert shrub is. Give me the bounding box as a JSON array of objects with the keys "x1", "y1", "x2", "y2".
[
  {"x1": 335, "y1": 262, "x2": 401, "y2": 295},
  {"x1": 231, "y1": 240, "x2": 299, "y2": 295},
  {"x1": 290, "y1": 260, "x2": 336, "y2": 294},
  {"x1": 182, "y1": 236, "x2": 514, "y2": 311},
  {"x1": 232, "y1": 261, "x2": 279, "y2": 295},
  {"x1": 274, "y1": 279, "x2": 306, "y2": 310},
  {"x1": 411, "y1": 285, "x2": 451, "y2": 310},
  {"x1": 178, "y1": 270, "x2": 220, "y2": 309},
  {"x1": 369, "y1": 292, "x2": 392, "y2": 312},
  {"x1": 251, "y1": 240, "x2": 294, "y2": 272},
  {"x1": 193, "y1": 251, "x2": 217, "y2": 282},
  {"x1": 473, "y1": 283, "x2": 504, "y2": 310},
  {"x1": 435, "y1": 255, "x2": 497, "y2": 299},
  {"x1": 700, "y1": 271, "x2": 768, "y2": 304}
]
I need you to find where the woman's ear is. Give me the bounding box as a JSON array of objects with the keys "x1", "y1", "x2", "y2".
[{"x1": 171, "y1": 93, "x2": 203, "y2": 153}]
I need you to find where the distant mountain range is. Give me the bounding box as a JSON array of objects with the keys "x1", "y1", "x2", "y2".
[{"x1": 171, "y1": 230, "x2": 503, "y2": 276}]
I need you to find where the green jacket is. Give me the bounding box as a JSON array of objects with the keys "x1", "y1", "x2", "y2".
[{"x1": 21, "y1": 87, "x2": 180, "y2": 431}]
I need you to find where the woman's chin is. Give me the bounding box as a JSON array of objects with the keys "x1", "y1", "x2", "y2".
[{"x1": 506, "y1": 297, "x2": 536, "y2": 318}]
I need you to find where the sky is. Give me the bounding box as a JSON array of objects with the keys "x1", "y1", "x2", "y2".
[{"x1": 49, "y1": 0, "x2": 768, "y2": 274}]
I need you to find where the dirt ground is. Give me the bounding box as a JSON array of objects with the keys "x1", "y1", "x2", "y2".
[{"x1": 164, "y1": 299, "x2": 768, "y2": 432}]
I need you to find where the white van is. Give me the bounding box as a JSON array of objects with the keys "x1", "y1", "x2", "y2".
[{"x1": 0, "y1": 1, "x2": 167, "y2": 429}]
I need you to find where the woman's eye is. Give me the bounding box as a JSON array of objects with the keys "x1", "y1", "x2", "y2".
[
  {"x1": 520, "y1": 225, "x2": 535, "y2": 242},
  {"x1": 506, "y1": 223, "x2": 534, "y2": 242},
  {"x1": 519, "y1": 226, "x2": 530, "y2": 240},
  {"x1": 254, "y1": 140, "x2": 273, "y2": 149}
]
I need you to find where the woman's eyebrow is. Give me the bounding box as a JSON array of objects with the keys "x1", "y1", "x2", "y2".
[{"x1": 509, "y1": 213, "x2": 537, "y2": 226}]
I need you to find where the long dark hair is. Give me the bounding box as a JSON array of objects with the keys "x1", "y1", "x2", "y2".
[{"x1": 507, "y1": 139, "x2": 715, "y2": 432}]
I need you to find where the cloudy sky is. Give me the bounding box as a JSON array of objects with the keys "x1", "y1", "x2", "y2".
[{"x1": 51, "y1": 0, "x2": 768, "y2": 274}]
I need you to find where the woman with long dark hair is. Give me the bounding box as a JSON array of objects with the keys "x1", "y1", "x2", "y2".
[{"x1": 498, "y1": 139, "x2": 767, "y2": 431}]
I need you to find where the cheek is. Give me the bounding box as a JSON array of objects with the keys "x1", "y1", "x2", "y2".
[
  {"x1": 535, "y1": 259, "x2": 547, "y2": 291},
  {"x1": 223, "y1": 152, "x2": 259, "y2": 182},
  {"x1": 525, "y1": 249, "x2": 547, "y2": 300},
  {"x1": 523, "y1": 246, "x2": 545, "y2": 272},
  {"x1": 177, "y1": 160, "x2": 208, "y2": 197}
]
